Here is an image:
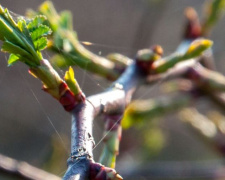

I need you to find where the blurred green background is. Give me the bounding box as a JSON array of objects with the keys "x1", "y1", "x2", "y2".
[{"x1": 0, "y1": 0, "x2": 224, "y2": 179}]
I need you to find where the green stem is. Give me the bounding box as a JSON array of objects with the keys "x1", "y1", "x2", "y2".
[{"x1": 56, "y1": 31, "x2": 120, "y2": 80}]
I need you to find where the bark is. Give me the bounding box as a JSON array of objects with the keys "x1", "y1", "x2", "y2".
[{"x1": 63, "y1": 64, "x2": 144, "y2": 180}]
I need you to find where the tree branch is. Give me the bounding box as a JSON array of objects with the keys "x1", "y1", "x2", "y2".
[
  {"x1": 0, "y1": 153, "x2": 61, "y2": 180},
  {"x1": 63, "y1": 64, "x2": 144, "y2": 180}
]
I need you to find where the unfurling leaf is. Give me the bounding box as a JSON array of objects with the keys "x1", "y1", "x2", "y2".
[
  {"x1": 17, "y1": 18, "x2": 31, "y2": 40},
  {"x1": 184, "y1": 39, "x2": 213, "y2": 59},
  {"x1": 64, "y1": 66, "x2": 81, "y2": 95}
]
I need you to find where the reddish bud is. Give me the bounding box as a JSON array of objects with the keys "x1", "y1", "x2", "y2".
[
  {"x1": 89, "y1": 162, "x2": 123, "y2": 180},
  {"x1": 58, "y1": 82, "x2": 86, "y2": 111},
  {"x1": 135, "y1": 45, "x2": 163, "y2": 75},
  {"x1": 59, "y1": 90, "x2": 77, "y2": 111},
  {"x1": 184, "y1": 7, "x2": 202, "y2": 39}
]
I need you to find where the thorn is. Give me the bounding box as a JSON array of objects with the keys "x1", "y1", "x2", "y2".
[
  {"x1": 116, "y1": 173, "x2": 123, "y2": 180},
  {"x1": 81, "y1": 41, "x2": 93, "y2": 46}
]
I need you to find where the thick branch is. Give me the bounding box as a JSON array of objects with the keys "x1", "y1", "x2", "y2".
[{"x1": 63, "y1": 64, "x2": 145, "y2": 180}]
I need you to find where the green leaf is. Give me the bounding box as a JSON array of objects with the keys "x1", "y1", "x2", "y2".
[
  {"x1": 33, "y1": 37, "x2": 48, "y2": 51},
  {"x1": 2, "y1": 41, "x2": 39, "y2": 66},
  {"x1": 0, "y1": 17, "x2": 13, "y2": 41},
  {"x1": 2, "y1": 40, "x2": 31, "y2": 58},
  {"x1": 3, "y1": 8, "x2": 17, "y2": 28},
  {"x1": 8, "y1": 54, "x2": 20, "y2": 66},
  {"x1": 0, "y1": 11, "x2": 27, "y2": 48},
  {"x1": 0, "y1": 4, "x2": 50, "y2": 67},
  {"x1": 30, "y1": 24, "x2": 51, "y2": 41},
  {"x1": 27, "y1": 15, "x2": 47, "y2": 32}
]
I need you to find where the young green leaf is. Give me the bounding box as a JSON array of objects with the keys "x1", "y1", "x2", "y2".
[
  {"x1": 8, "y1": 54, "x2": 20, "y2": 66},
  {"x1": 33, "y1": 37, "x2": 48, "y2": 51},
  {"x1": 30, "y1": 24, "x2": 51, "y2": 41},
  {"x1": 0, "y1": 4, "x2": 51, "y2": 66},
  {"x1": 27, "y1": 15, "x2": 47, "y2": 32}
]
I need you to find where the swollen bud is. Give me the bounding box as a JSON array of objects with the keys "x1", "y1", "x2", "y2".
[
  {"x1": 135, "y1": 45, "x2": 163, "y2": 74},
  {"x1": 152, "y1": 39, "x2": 213, "y2": 73},
  {"x1": 184, "y1": 39, "x2": 213, "y2": 59}
]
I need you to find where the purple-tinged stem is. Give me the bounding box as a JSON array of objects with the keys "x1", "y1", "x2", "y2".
[{"x1": 63, "y1": 63, "x2": 144, "y2": 180}]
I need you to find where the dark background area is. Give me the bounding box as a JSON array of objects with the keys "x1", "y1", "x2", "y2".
[{"x1": 0, "y1": 0, "x2": 224, "y2": 179}]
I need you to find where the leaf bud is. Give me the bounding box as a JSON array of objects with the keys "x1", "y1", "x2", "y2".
[{"x1": 135, "y1": 45, "x2": 163, "y2": 74}]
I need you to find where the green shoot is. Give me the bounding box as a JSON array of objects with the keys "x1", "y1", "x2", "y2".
[
  {"x1": 0, "y1": 5, "x2": 84, "y2": 111},
  {"x1": 202, "y1": 0, "x2": 225, "y2": 35},
  {"x1": 0, "y1": 5, "x2": 51, "y2": 67},
  {"x1": 152, "y1": 39, "x2": 213, "y2": 73},
  {"x1": 28, "y1": 1, "x2": 121, "y2": 80}
]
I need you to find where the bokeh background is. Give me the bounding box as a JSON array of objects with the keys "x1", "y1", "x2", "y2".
[{"x1": 0, "y1": 0, "x2": 225, "y2": 179}]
